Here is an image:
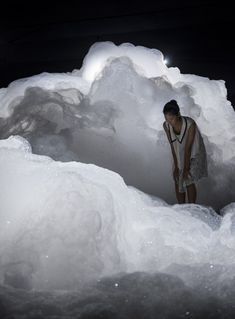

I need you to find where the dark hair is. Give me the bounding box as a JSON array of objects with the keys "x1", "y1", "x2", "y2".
[{"x1": 163, "y1": 100, "x2": 180, "y2": 116}]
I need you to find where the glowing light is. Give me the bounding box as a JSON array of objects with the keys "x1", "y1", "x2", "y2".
[{"x1": 163, "y1": 58, "x2": 169, "y2": 65}]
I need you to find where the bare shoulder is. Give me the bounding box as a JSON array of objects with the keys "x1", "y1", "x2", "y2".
[
  {"x1": 188, "y1": 119, "x2": 196, "y2": 135},
  {"x1": 186, "y1": 117, "x2": 196, "y2": 127},
  {"x1": 163, "y1": 121, "x2": 168, "y2": 130}
]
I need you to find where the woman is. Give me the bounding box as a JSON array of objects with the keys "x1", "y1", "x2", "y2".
[{"x1": 163, "y1": 100, "x2": 208, "y2": 204}]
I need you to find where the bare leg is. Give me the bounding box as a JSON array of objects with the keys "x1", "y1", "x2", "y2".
[
  {"x1": 174, "y1": 182, "x2": 186, "y2": 204},
  {"x1": 186, "y1": 183, "x2": 197, "y2": 203}
]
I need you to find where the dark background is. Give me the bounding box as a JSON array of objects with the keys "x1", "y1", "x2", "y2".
[{"x1": 1, "y1": 0, "x2": 234, "y2": 106}]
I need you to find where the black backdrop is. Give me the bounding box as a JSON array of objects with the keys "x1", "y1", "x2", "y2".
[{"x1": 1, "y1": 0, "x2": 234, "y2": 107}]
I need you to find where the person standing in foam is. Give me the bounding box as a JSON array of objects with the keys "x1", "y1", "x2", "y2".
[{"x1": 163, "y1": 100, "x2": 208, "y2": 204}]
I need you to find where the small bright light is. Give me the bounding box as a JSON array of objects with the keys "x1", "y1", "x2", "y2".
[{"x1": 163, "y1": 58, "x2": 169, "y2": 65}]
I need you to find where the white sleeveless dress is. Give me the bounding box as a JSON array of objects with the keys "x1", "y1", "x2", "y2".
[{"x1": 165, "y1": 116, "x2": 208, "y2": 193}]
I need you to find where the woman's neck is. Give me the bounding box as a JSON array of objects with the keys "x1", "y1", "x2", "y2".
[
  {"x1": 172, "y1": 116, "x2": 183, "y2": 133},
  {"x1": 173, "y1": 116, "x2": 182, "y2": 127}
]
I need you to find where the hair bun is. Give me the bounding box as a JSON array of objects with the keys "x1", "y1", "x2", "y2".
[{"x1": 163, "y1": 99, "x2": 180, "y2": 115}]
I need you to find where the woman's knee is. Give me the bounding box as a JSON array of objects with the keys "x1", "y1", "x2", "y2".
[{"x1": 186, "y1": 183, "x2": 196, "y2": 191}]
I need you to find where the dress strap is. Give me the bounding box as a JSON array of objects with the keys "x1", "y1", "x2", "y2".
[
  {"x1": 178, "y1": 117, "x2": 187, "y2": 144},
  {"x1": 167, "y1": 123, "x2": 176, "y2": 143}
]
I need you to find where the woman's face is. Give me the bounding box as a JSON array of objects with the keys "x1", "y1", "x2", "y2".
[{"x1": 164, "y1": 113, "x2": 178, "y2": 126}]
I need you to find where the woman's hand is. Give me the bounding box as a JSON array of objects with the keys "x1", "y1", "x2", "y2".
[
  {"x1": 173, "y1": 167, "x2": 180, "y2": 182},
  {"x1": 182, "y1": 168, "x2": 192, "y2": 181}
]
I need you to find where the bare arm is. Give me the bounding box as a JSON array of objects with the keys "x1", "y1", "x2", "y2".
[
  {"x1": 184, "y1": 121, "x2": 196, "y2": 171},
  {"x1": 163, "y1": 122, "x2": 178, "y2": 169}
]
